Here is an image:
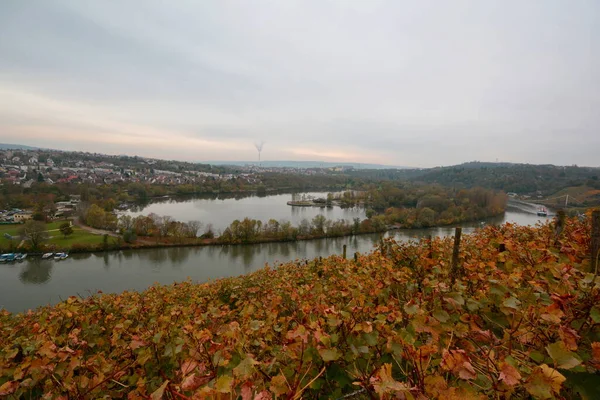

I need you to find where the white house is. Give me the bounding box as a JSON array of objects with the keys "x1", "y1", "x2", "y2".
[{"x1": 14, "y1": 211, "x2": 33, "y2": 222}]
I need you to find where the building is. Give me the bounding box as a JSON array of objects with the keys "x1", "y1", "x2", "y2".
[{"x1": 13, "y1": 211, "x2": 33, "y2": 222}]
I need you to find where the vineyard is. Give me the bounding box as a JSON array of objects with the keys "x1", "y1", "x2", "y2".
[{"x1": 1, "y1": 214, "x2": 600, "y2": 398}]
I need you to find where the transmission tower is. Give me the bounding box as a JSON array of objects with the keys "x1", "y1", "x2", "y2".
[{"x1": 254, "y1": 141, "x2": 265, "y2": 165}]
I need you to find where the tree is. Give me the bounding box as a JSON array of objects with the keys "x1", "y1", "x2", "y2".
[
  {"x1": 80, "y1": 186, "x2": 90, "y2": 202},
  {"x1": 103, "y1": 198, "x2": 117, "y2": 212},
  {"x1": 352, "y1": 217, "x2": 361, "y2": 234},
  {"x1": 86, "y1": 204, "x2": 106, "y2": 228},
  {"x1": 20, "y1": 220, "x2": 49, "y2": 250},
  {"x1": 326, "y1": 192, "x2": 334, "y2": 206},
  {"x1": 366, "y1": 209, "x2": 377, "y2": 219},
  {"x1": 264, "y1": 219, "x2": 280, "y2": 238},
  {"x1": 155, "y1": 215, "x2": 173, "y2": 238},
  {"x1": 416, "y1": 207, "x2": 436, "y2": 227},
  {"x1": 133, "y1": 215, "x2": 156, "y2": 236},
  {"x1": 104, "y1": 213, "x2": 118, "y2": 231},
  {"x1": 187, "y1": 220, "x2": 203, "y2": 238},
  {"x1": 123, "y1": 229, "x2": 137, "y2": 244},
  {"x1": 201, "y1": 224, "x2": 215, "y2": 239},
  {"x1": 311, "y1": 215, "x2": 327, "y2": 235},
  {"x1": 238, "y1": 218, "x2": 261, "y2": 242},
  {"x1": 298, "y1": 219, "x2": 311, "y2": 236},
  {"x1": 31, "y1": 195, "x2": 56, "y2": 222},
  {"x1": 118, "y1": 215, "x2": 134, "y2": 232},
  {"x1": 59, "y1": 221, "x2": 74, "y2": 238}
]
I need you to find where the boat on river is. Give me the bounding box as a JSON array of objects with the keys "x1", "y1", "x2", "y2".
[
  {"x1": 0, "y1": 253, "x2": 16, "y2": 262},
  {"x1": 537, "y1": 206, "x2": 548, "y2": 217},
  {"x1": 15, "y1": 253, "x2": 27, "y2": 261},
  {"x1": 54, "y1": 252, "x2": 69, "y2": 260},
  {"x1": 42, "y1": 253, "x2": 54, "y2": 259}
]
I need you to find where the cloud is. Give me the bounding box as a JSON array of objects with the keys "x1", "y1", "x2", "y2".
[{"x1": 0, "y1": 0, "x2": 598, "y2": 167}]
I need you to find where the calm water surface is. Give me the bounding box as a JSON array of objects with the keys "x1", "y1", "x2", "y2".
[
  {"x1": 0, "y1": 200, "x2": 550, "y2": 313},
  {"x1": 123, "y1": 192, "x2": 365, "y2": 232}
]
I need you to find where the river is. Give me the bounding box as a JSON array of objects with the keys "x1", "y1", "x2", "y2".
[
  {"x1": 0, "y1": 197, "x2": 550, "y2": 313},
  {"x1": 123, "y1": 192, "x2": 365, "y2": 233}
]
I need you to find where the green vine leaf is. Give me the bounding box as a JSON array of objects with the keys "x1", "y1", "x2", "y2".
[{"x1": 546, "y1": 341, "x2": 581, "y2": 369}]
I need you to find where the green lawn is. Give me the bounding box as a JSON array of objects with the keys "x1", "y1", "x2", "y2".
[
  {"x1": 0, "y1": 221, "x2": 105, "y2": 250},
  {"x1": 47, "y1": 230, "x2": 106, "y2": 247},
  {"x1": 0, "y1": 220, "x2": 69, "y2": 237},
  {"x1": 0, "y1": 224, "x2": 24, "y2": 237}
]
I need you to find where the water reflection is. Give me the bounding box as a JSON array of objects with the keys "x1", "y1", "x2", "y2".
[
  {"x1": 19, "y1": 259, "x2": 53, "y2": 284},
  {"x1": 140, "y1": 249, "x2": 168, "y2": 269},
  {"x1": 219, "y1": 244, "x2": 259, "y2": 270},
  {"x1": 76, "y1": 252, "x2": 93, "y2": 260},
  {"x1": 167, "y1": 247, "x2": 190, "y2": 267},
  {"x1": 123, "y1": 191, "x2": 365, "y2": 232}
]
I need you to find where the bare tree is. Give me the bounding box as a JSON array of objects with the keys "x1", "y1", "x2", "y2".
[
  {"x1": 118, "y1": 215, "x2": 134, "y2": 231},
  {"x1": 187, "y1": 220, "x2": 203, "y2": 238},
  {"x1": 20, "y1": 220, "x2": 49, "y2": 250},
  {"x1": 158, "y1": 216, "x2": 174, "y2": 238}
]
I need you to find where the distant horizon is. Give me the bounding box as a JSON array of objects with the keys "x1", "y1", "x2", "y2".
[{"x1": 1, "y1": 141, "x2": 599, "y2": 170}]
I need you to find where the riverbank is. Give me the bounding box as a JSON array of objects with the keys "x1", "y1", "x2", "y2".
[
  {"x1": 8, "y1": 207, "x2": 508, "y2": 256},
  {"x1": 1, "y1": 216, "x2": 596, "y2": 398}
]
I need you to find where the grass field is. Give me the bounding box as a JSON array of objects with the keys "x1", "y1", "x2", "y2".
[{"x1": 0, "y1": 220, "x2": 105, "y2": 250}]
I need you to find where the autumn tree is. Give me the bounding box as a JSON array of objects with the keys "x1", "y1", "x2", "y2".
[
  {"x1": 86, "y1": 204, "x2": 106, "y2": 228},
  {"x1": 133, "y1": 215, "x2": 156, "y2": 236},
  {"x1": 103, "y1": 198, "x2": 117, "y2": 212},
  {"x1": 416, "y1": 207, "x2": 436, "y2": 227}
]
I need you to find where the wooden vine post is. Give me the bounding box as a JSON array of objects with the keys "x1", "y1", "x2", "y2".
[
  {"x1": 554, "y1": 209, "x2": 566, "y2": 246},
  {"x1": 451, "y1": 227, "x2": 462, "y2": 284},
  {"x1": 592, "y1": 210, "x2": 600, "y2": 274},
  {"x1": 497, "y1": 243, "x2": 506, "y2": 269},
  {"x1": 427, "y1": 235, "x2": 433, "y2": 259}
]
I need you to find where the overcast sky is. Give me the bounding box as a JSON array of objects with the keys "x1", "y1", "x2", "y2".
[{"x1": 0, "y1": 1, "x2": 598, "y2": 167}]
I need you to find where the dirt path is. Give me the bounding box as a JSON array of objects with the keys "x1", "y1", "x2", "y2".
[
  {"x1": 70, "y1": 219, "x2": 156, "y2": 245},
  {"x1": 71, "y1": 219, "x2": 119, "y2": 237}
]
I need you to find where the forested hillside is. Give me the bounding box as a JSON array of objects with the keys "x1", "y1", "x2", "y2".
[{"x1": 410, "y1": 162, "x2": 600, "y2": 196}]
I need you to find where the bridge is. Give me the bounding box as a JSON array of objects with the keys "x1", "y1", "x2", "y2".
[{"x1": 528, "y1": 194, "x2": 585, "y2": 209}]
